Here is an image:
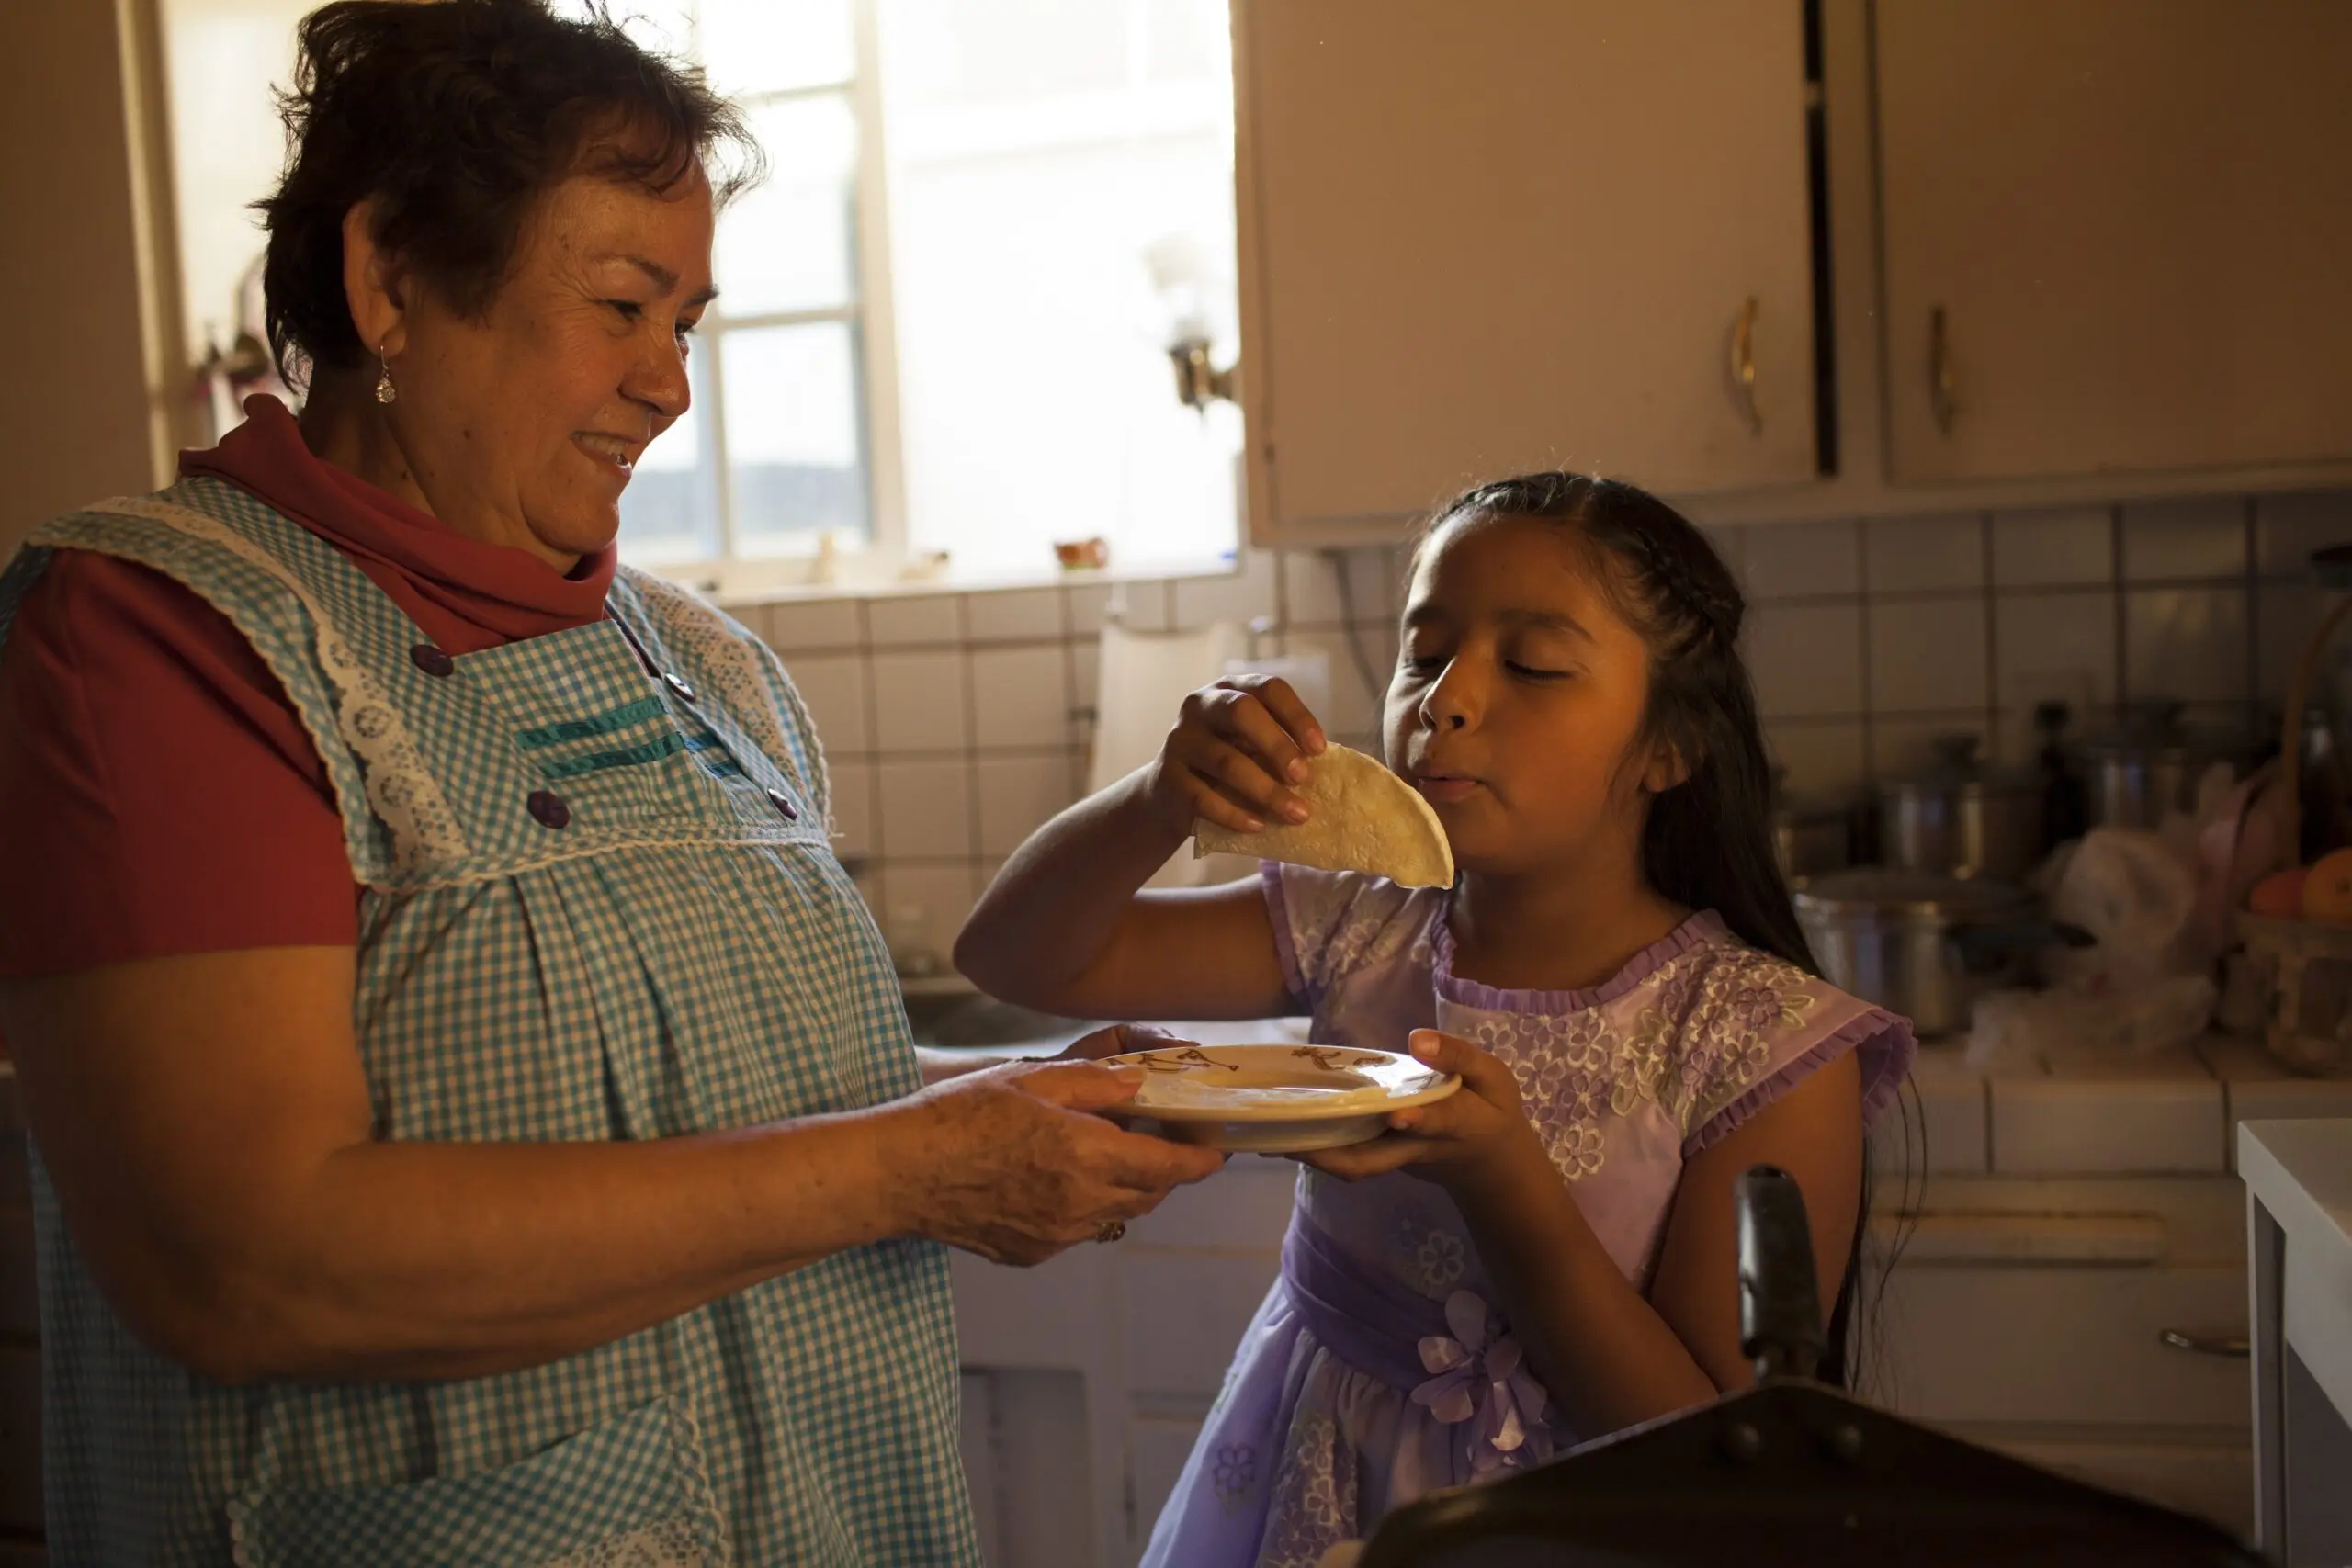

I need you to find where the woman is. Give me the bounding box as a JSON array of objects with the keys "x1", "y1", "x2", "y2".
[{"x1": 0, "y1": 4, "x2": 1219, "y2": 1563}]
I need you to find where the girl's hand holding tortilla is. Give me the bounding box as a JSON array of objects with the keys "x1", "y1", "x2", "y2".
[{"x1": 1145, "y1": 674, "x2": 1329, "y2": 838}]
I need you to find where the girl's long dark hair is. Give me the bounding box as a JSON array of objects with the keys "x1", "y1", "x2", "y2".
[{"x1": 1424, "y1": 472, "x2": 1886, "y2": 1388}]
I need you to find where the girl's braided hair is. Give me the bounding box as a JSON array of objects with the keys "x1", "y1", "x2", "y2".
[
  {"x1": 1417, "y1": 472, "x2": 1882, "y2": 1391},
  {"x1": 1419, "y1": 472, "x2": 1813, "y2": 974}
]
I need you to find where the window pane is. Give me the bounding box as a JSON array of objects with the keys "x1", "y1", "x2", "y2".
[
  {"x1": 880, "y1": 0, "x2": 1241, "y2": 577},
  {"x1": 882, "y1": 0, "x2": 1127, "y2": 105},
  {"x1": 715, "y1": 94, "x2": 859, "y2": 318},
  {"x1": 1144, "y1": 0, "x2": 1229, "y2": 84},
  {"x1": 721, "y1": 322, "x2": 868, "y2": 554},
  {"x1": 697, "y1": 0, "x2": 854, "y2": 96},
  {"x1": 617, "y1": 357, "x2": 718, "y2": 564}
]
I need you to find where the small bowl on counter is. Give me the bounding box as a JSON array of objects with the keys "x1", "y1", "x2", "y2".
[{"x1": 1794, "y1": 867, "x2": 2093, "y2": 1039}]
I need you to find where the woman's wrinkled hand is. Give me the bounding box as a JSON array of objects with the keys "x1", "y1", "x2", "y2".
[
  {"x1": 1144, "y1": 674, "x2": 1329, "y2": 840},
  {"x1": 891, "y1": 1043, "x2": 1226, "y2": 1267},
  {"x1": 1298, "y1": 1031, "x2": 1549, "y2": 1196}
]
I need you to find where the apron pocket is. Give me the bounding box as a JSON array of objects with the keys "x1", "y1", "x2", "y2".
[{"x1": 228, "y1": 1396, "x2": 724, "y2": 1568}]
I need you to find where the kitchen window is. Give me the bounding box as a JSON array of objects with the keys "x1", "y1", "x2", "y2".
[{"x1": 585, "y1": 0, "x2": 1246, "y2": 593}]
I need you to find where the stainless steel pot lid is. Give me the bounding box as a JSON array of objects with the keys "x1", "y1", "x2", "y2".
[
  {"x1": 1877, "y1": 734, "x2": 2033, "y2": 795},
  {"x1": 1792, "y1": 867, "x2": 2035, "y2": 922}
]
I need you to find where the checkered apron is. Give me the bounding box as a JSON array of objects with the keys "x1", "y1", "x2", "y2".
[{"x1": 0, "y1": 478, "x2": 978, "y2": 1567}]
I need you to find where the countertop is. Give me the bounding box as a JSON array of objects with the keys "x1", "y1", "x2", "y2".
[
  {"x1": 1897, "y1": 1034, "x2": 2352, "y2": 1178},
  {"x1": 2240, "y1": 1119, "x2": 2352, "y2": 1423}
]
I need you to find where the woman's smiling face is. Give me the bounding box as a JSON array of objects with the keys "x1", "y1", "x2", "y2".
[
  {"x1": 1383, "y1": 513, "x2": 1673, "y2": 878},
  {"x1": 368, "y1": 160, "x2": 718, "y2": 568}
]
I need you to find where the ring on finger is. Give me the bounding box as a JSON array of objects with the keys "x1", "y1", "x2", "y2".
[{"x1": 1094, "y1": 1220, "x2": 1127, "y2": 1244}]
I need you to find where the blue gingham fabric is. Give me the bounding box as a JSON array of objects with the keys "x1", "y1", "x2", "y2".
[{"x1": 0, "y1": 479, "x2": 978, "y2": 1566}]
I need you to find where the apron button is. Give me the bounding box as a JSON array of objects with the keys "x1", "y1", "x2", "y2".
[
  {"x1": 526, "y1": 790, "x2": 571, "y2": 829},
  {"x1": 409, "y1": 644, "x2": 456, "y2": 678},
  {"x1": 765, "y1": 788, "x2": 798, "y2": 821},
  {"x1": 664, "y1": 671, "x2": 697, "y2": 703}
]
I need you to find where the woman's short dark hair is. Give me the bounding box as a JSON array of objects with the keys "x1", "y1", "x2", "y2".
[{"x1": 259, "y1": 0, "x2": 763, "y2": 386}]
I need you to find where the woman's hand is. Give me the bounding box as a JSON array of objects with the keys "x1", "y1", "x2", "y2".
[
  {"x1": 1299, "y1": 1031, "x2": 1551, "y2": 1197},
  {"x1": 1050, "y1": 1021, "x2": 1183, "y2": 1062},
  {"x1": 1145, "y1": 675, "x2": 1329, "y2": 839},
  {"x1": 888, "y1": 1047, "x2": 1226, "y2": 1266}
]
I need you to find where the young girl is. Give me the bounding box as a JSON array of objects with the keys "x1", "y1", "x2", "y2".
[{"x1": 956, "y1": 473, "x2": 1916, "y2": 1565}]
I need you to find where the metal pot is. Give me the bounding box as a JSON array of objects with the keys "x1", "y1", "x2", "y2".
[
  {"x1": 1877, "y1": 734, "x2": 2040, "y2": 882},
  {"x1": 1771, "y1": 792, "x2": 1860, "y2": 886},
  {"x1": 2074, "y1": 700, "x2": 2254, "y2": 830},
  {"x1": 1793, "y1": 868, "x2": 2092, "y2": 1039}
]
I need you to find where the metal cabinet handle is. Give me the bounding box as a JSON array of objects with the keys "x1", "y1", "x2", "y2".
[
  {"x1": 1730, "y1": 297, "x2": 1762, "y2": 435},
  {"x1": 1929, "y1": 305, "x2": 1958, "y2": 435},
  {"x1": 2158, "y1": 1327, "x2": 2250, "y2": 1359}
]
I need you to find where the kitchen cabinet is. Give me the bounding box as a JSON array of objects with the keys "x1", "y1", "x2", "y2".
[
  {"x1": 1874, "y1": 0, "x2": 2352, "y2": 486},
  {"x1": 1235, "y1": 0, "x2": 2352, "y2": 546},
  {"x1": 1234, "y1": 0, "x2": 1820, "y2": 542}
]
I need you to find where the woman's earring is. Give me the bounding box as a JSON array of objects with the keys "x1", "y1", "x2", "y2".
[{"x1": 374, "y1": 344, "x2": 397, "y2": 406}]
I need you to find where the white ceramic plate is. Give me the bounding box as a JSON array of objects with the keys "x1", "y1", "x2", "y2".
[{"x1": 1100, "y1": 1043, "x2": 1460, "y2": 1153}]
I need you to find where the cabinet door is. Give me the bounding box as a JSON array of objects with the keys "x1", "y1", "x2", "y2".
[
  {"x1": 1875, "y1": 0, "x2": 2352, "y2": 483},
  {"x1": 1238, "y1": 0, "x2": 1817, "y2": 541}
]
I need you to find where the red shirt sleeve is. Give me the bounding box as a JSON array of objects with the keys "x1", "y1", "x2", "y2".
[{"x1": 0, "y1": 548, "x2": 359, "y2": 979}]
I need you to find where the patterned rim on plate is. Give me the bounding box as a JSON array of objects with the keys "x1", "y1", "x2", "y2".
[{"x1": 1098, "y1": 1043, "x2": 1460, "y2": 1122}]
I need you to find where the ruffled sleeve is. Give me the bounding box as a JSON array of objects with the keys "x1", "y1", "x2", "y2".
[
  {"x1": 1260, "y1": 862, "x2": 1431, "y2": 1014},
  {"x1": 1674, "y1": 950, "x2": 1917, "y2": 1156}
]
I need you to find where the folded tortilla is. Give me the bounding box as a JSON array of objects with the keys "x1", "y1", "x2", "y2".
[{"x1": 1194, "y1": 744, "x2": 1455, "y2": 888}]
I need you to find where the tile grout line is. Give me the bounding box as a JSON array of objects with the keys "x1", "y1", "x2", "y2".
[
  {"x1": 1977, "y1": 510, "x2": 1999, "y2": 757},
  {"x1": 2109, "y1": 503, "x2": 2129, "y2": 713},
  {"x1": 1853, "y1": 518, "x2": 1878, "y2": 782},
  {"x1": 2242, "y1": 495, "x2": 2261, "y2": 733}
]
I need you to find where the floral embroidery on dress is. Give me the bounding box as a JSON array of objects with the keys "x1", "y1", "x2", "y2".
[
  {"x1": 1212, "y1": 1442, "x2": 1259, "y2": 1515},
  {"x1": 1461, "y1": 943, "x2": 1821, "y2": 1179},
  {"x1": 1393, "y1": 1213, "x2": 1467, "y2": 1296},
  {"x1": 1254, "y1": 1411, "x2": 1358, "y2": 1568}
]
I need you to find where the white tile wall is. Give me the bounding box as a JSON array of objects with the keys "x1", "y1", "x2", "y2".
[
  {"x1": 765, "y1": 596, "x2": 863, "y2": 652},
  {"x1": 970, "y1": 645, "x2": 1074, "y2": 750},
  {"x1": 828, "y1": 760, "x2": 877, "y2": 857},
  {"x1": 871, "y1": 649, "x2": 972, "y2": 753},
  {"x1": 1872, "y1": 715, "x2": 1983, "y2": 782},
  {"x1": 966, "y1": 587, "x2": 1065, "y2": 643},
  {"x1": 1868, "y1": 597, "x2": 1989, "y2": 713},
  {"x1": 1865, "y1": 513, "x2": 1984, "y2": 593},
  {"x1": 2123, "y1": 587, "x2": 2249, "y2": 704},
  {"x1": 1170, "y1": 550, "x2": 1279, "y2": 631},
  {"x1": 1767, "y1": 717, "x2": 1868, "y2": 796},
  {"x1": 977, "y1": 754, "x2": 1079, "y2": 856},
  {"x1": 2256, "y1": 581, "x2": 2336, "y2": 705},
  {"x1": 873, "y1": 861, "x2": 978, "y2": 972},
  {"x1": 2256, "y1": 491, "x2": 2352, "y2": 577},
  {"x1": 1994, "y1": 591, "x2": 2120, "y2": 715},
  {"x1": 743, "y1": 486, "x2": 2352, "y2": 962},
  {"x1": 2120, "y1": 497, "x2": 2250, "y2": 582},
  {"x1": 867, "y1": 592, "x2": 967, "y2": 648},
  {"x1": 1992, "y1": 505, "x2": 2114, "y2": 587},
  {"x1": 1745, "y1": 604, "x2": 1865, "y2": 716},
  {"x1": 1742, "y1": 520, "x2": 1860, "y2": 601},
  {"x1": 879, "y1": 759, "x2": 976, "y2": 860},
  {"x1": 786, "y1": 654, "x2": 872, "y2": 756}
]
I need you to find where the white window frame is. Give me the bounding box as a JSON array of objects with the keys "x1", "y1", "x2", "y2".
[
  {"x1": 643, "y1": 0, "x2": 907, "y2": 593},
  {"x1": 651, "y1": 0, "x2": 1239, "y2": 600}
]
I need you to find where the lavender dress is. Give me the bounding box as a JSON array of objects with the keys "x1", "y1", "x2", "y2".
[{"x1": 1139, "y1": 865, "x2": 1916, "y2": 1568}]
